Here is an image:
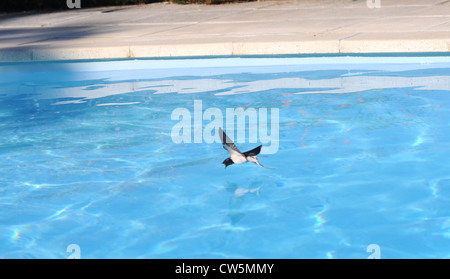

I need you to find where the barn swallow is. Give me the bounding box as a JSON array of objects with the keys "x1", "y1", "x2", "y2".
[{"x1": 219, "y1": 127, "x2": 273, "y2": 169}]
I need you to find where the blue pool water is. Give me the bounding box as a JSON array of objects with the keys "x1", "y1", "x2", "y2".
[{"x1": 0, "y1": 56, "x2": 449, "y2": 259}]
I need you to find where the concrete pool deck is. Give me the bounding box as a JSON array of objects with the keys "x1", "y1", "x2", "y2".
[{"x1": 0, "y1": 0, "x2": 449, "y2": 61}]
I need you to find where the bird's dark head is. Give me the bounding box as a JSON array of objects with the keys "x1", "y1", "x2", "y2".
[{"x1": 222, "y1": 158, "x2": 234, "y2": 168}]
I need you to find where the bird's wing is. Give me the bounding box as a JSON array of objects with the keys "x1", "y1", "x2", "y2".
[
  {"x1": 243, "y1": 145, "x2": 262, "y2": 157},
  {"x1": 219, "y1": 127, "x2": 243, "y2": 156}
]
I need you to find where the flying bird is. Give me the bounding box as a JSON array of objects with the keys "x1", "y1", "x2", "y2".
[{"x1": 219, "y1": 127, "x2": 272, "y2": 169}]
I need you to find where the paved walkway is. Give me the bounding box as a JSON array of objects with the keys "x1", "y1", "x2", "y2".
[{"x1": 0, "y1": 0, "x2": 449, "y2": 61}]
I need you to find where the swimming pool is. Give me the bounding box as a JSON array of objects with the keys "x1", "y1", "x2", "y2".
[{"x1": 0, "y1": 55, "x2": 449, "y2": 259}]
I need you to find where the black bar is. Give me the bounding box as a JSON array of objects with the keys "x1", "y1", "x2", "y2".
[{"x1": 0, "y1": 258, "x2": 446, "y2": 278}]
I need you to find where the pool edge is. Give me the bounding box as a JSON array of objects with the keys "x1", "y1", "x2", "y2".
[{"x1": 1, "y1": 39, "x2": 449, "y2": 63}]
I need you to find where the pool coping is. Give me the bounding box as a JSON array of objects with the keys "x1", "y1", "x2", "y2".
[
  {"x1": 1, "y1": 0, "x2": 450, "y2": 62},
  {"x1": 2, "y1": 39, "x2": 450, "y2": 62}
]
